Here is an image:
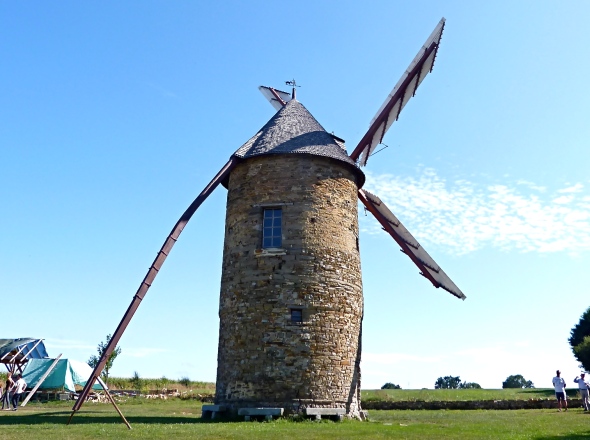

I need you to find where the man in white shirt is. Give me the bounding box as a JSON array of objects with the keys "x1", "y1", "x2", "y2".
[
  {"x1": 573, "y1": 373, "x2": 589, "y2": 411},
  {"x1": 552, "y1": 370, "x2": 568, "y2": 411},
  {"x1": 10, "y1": 375, "x2": 26, "y2": 411}
]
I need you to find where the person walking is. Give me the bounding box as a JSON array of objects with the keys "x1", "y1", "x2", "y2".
[
  {"x1": 1, "y1": 372, "x2": 14, "y2": 410},
  {"x1": 553, "y1": 370, "x2": 568, "y2": 412},
  {"x1": 574, "y1": 373, "x2": 590, "y2": 411},
  {"x1": 10, "y1": 374, "x2": 26, "y2": 411}
]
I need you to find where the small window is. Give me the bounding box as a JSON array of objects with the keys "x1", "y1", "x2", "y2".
[
  {"x1": 262, "y1": 208, "x2": 282, "y2": 248},
  {"x1": 290, "y1": 309, "x2": 303, "y2": 324}
]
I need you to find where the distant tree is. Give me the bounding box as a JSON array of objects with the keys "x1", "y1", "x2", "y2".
[
  {"x1": 381, "y1": 382, "x2": 402, "y2": 390},
  {"x1": 87, "y1": 334, "x2": 122, "y2": 385},
  {"x1": 435, "y1": 376, "x2": 462, "y2": 389},
  {"x1": 573, "y1": 336, "x2": 590, "y2": 372},
  {"x1": 502, "y1": 374, "x2": 534, "y2": 389},
  {"x1": 569, "y1": 307, "x2": 590, "y2": 372},
  {"x1": 459, "y1": 382, "x2": 482, "y2": 389},
  {"x1": 179, "y1": 376, "x2": 191, "y2": 387},
  {"x1": 130, "y1": 371, "x2": 143, "y2": 392}
]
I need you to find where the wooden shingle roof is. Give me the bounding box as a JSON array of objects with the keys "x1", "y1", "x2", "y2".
[{"x1": 233, "y1": 100, "x2": 365, "y2": 186}]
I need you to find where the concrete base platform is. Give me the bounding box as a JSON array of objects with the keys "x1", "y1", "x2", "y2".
[
  {"x1": 201, "y1": 404, "x2": 226, "y2": 419},
  {"x1": 238, "y1": 407, "x2": 284, "y2": 421}
]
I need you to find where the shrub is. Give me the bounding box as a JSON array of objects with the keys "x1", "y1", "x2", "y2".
[
  {"x1": 130, "y1": 371, "x2": 143, "y2": 391},
  {"x1": 179, "y1": 376, "x2": 191, "y2": 387},
  {"x1": 459, "y1": 382, "x2": 482, "y2": 389},
  {"x1": 154, "y1": 376, "x2": 171, "y2": 390},
  {"x1": 381, "y1": 382, "x2": 402, "y2": 389}
]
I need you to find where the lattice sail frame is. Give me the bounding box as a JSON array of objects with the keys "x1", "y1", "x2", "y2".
[
  {"x1": 358, "y1": 189, "x2": 465, "y2": 299},
  {"x1": 350, "y1": 18, "x2": 445, "y2": 166}
]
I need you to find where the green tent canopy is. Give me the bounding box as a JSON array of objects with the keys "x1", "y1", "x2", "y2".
[{"x1": 22, "y1": 358, "x2": 105, "y2": 392}]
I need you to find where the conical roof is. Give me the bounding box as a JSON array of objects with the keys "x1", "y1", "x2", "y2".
[{"x1": 233, "y1": 100, "x2": 365, "y2": 186}]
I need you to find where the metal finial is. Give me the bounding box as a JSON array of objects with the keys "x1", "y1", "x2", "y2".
[{"x1": 285, "y1": 79, "x2": 300, "y2": 99}]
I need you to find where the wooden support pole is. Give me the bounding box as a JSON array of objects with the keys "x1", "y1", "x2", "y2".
[
  {"x1": 21, "y1": 354, "x2": 63, "y2": 407},
  {"x1": 97, "y1": 376, "x2": 132, "y2": 430},
  {"x1": 68, "y1": 158, "x2": 238, "y2": 425}
]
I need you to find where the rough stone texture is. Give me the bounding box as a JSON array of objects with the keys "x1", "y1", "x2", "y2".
[{"x1": 215, "y1": 154, "x2": 364, "y2": 418}]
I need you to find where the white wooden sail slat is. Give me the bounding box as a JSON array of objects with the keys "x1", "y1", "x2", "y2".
[
  {"x1": 399, "y1": 75, "x2": 418, "y2": 112},
  {"x1": 258, "y1": 86, "x2": 292, "y2": 111},
  {"x1": 384, "y1": 99, "x2": 401, "y2": 133},
  {"x1": 369, "y1": 18, "x2": 445, "y2": 126},
  {"x1": 351, "y1": 18, "x2": 445, "y2": 166},
  {"x1": 416, "y1": 50, "x2": 436, "y2": 88}
]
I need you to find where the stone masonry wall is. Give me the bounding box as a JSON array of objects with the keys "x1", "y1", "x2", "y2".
[{"x1": 215, "y1": 154, "x2": 364, "y2": 417}]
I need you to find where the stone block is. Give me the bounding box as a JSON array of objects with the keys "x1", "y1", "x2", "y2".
[{"x1": 305, "y1": 407, "x2": 346, "y2": 416}]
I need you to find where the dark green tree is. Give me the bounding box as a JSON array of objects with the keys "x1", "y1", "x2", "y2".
[
  {"x1": 459, "y1": 382, "x2": 482, "y2": 389},
  {"x1": 381, "y1": 382, "x2": 402, "y2": 389},
  {"x1": 87, "y1": 334, "x2": 122, "y2": 385},
  {"x1": 569, "y1": 307, "x2": 590, "y2": 371},
  {"x1": 434, "y1": 376, "x2": 462, "y2": 389},
  {"x1": 573, "y1": 336, "x2": 590, "y2": 372},
  {"x1": 502, "y1": 374, "x2": 534, "y2": 389}
]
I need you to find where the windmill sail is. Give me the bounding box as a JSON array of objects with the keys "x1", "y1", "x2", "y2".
[
  {"x1": 258, "y1": 86, "x2": 293, "y2": 111},
  {"x1": 350, "y1": 18, "x2": 445, "y2": 166},
  {"x1": 358, "y1": 189, "x2": 465, "y2": 300}
]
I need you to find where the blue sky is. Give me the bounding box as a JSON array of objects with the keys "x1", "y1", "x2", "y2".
[{"x1": 2, "y1": 1, "x2": 589, "y2": 390}]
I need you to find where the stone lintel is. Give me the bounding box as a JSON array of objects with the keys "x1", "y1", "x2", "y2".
[
  {"x1": 305, "y1": 408, "x2": 346, "y2": 416},
  {"x1": 202, "y1": 405, "x2": 226, "y2": 412}
]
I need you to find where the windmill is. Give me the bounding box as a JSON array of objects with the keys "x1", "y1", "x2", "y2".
[{"x1": 69, "y1": 17, "x2": 463, "y2": 425}]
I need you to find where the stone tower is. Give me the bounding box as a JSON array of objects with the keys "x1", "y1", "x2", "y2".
[
  {"x1": 215, "y1": 100, "x2": 366, "y2": 417},
  {"x1": 70, "y1": 20, "x2": 463, "y2": 424}
]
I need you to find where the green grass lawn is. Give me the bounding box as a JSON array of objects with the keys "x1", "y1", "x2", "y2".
[
  {"x1": 362, "y1": 387, "x2": 582, "y2": 402},
  {"x1": 1, "y1": 398, "x2": 589, "y2": 440}
]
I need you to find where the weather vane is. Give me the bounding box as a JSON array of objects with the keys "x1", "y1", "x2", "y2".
[{"x1": 285, "y1": 79, "x2": 300, "y2": 99}]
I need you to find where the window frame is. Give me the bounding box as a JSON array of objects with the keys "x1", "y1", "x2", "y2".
[
  {"x1": 290, "y1": 308, "x2": 303, "y2": 324},
  {"x1": 262, "y1": 208, "x2": 283, "y2": 249}
]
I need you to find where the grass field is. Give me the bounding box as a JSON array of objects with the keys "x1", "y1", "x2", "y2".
[
  {"x1": 1, "y1": 397, "x2": 589, "y2": 439},
  {"x1": 361, "y1": 387, "x2": 583, "y2": 402}
]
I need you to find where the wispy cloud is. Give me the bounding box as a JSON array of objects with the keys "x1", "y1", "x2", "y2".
[
  {"x1": 558, "y1": 183, "x2": 584, "y2": 194},
  {"x1": 361, "y1": 168, "x2": 590, "y2": 255},
  {"x1": 144, "y1": 82, "x2": 177, "y2": 98},
  {"x1": 44, "y1": 338, "x2": 95, "y2": 351}
]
